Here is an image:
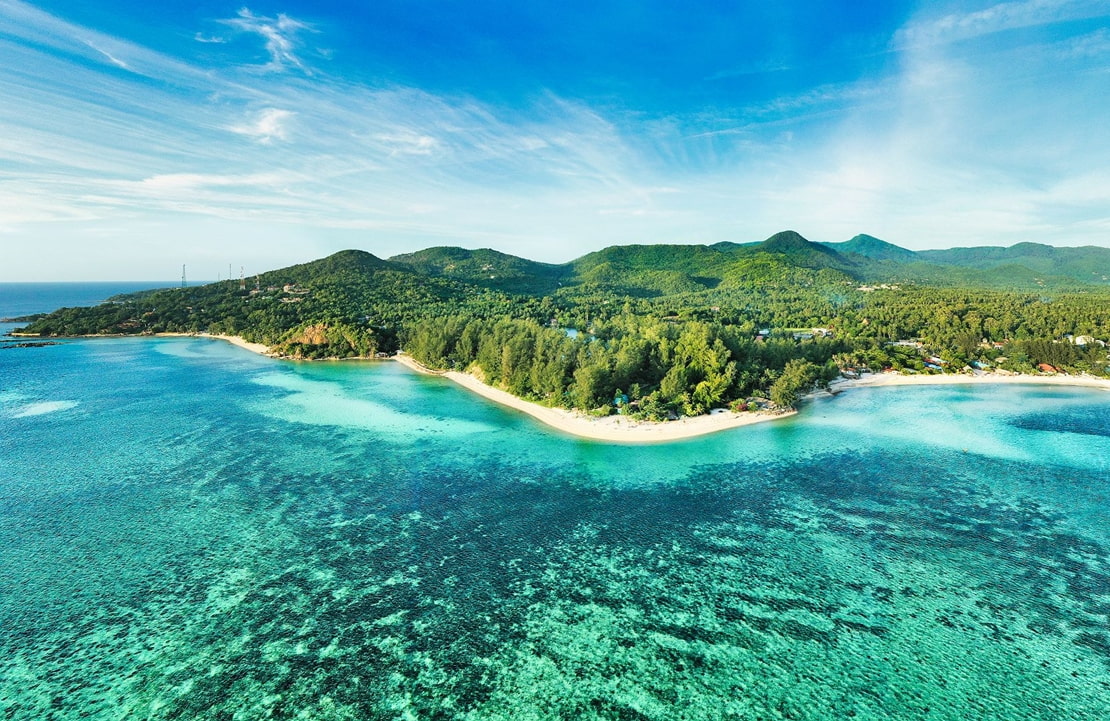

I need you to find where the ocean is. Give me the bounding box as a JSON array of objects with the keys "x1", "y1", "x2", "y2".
[
  {"x1": 1, "y1": 284, "x2": 1109, "y2": 720},
  {"x1": 0, "y1": 282, "x2": 181, "y2": 337}
]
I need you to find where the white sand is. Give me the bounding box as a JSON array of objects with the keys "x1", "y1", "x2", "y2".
[
  {"x1": 155, "y1": 332, "x2": 273, "y2": 356},
  {"x1": 157, "y1": 338, "x2": 1110, "y2": 442},
  {"x1": 828, "y1": 370, "x2": 1110, "y2": 393},
  {"x1": 392, "y1": 353, "x2": 796, "y2": 443}
]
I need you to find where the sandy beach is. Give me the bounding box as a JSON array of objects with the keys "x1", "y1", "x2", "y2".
[
  {"x1": 161, "y1": 335, "x2": 1110, "y2": 442},
  {"x1": 394, "y1": 357, "x2": 1110, "y2": 441},
  {"x1": 155, "y1": 332, "x2": 273, "y2": 356},
  {"x1": 828, "y1": 370, "x2": 1110, "y2": 393},
  {"x1": 393, "y1": 353, "x2": 797, "y2": 442}
]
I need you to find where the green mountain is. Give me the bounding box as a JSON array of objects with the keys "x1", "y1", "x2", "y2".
[
  {"x1": 16, "y1": 249, "x2": 531, "y2": 357},
  {"x1": 567, "y1": 244, "x2": 736, "y2": 296},
  {"x1": 14, "y1": 233, "x2": 1110, "y2": 415},
  {"x1": 389, "y1": 247, "x2": 567, "y2": 295},
  {"x1": 821, "y1": 234, "x2": 918, "y2": 262},
  {"x1": 735, "y1": 230, "x2": 861, "y2": 273},
  {"x1": 17, "y1": 232, "x2": 1110, "y2": 346},
  {"x1": 565, "y1": 233, "x2": 871, "y2": 296},
  {"x1": 917, "y1": 243, "x2": 1110, "y2": 286},
  {"x1": 275, "y1": 248, "x2": 393, "y2": 279},
  {"x1": 810, "y1": 234, "x2": 1110, "y2": 289}
]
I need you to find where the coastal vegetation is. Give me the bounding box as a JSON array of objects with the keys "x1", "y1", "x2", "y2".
[{"x1": 16, "y1": 232, "x2": 1110, "y2": 418}]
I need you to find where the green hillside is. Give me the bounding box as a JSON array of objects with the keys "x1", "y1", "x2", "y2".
[
  {"x1": 918, "y1": 243, "x2": 1110, "y2": 286},
  {"x1": 18, "y1": 250, "x2": 538, "y2": 358},
  {"x1": 821, "y1": 234, "x2": 918, "y2": 262},
  {"x1": 14, "y1": 232, "x2": 1110, "y2": 417},
  {"x1": 389, "y1": 246, "x2": 568, "y2": 295}
]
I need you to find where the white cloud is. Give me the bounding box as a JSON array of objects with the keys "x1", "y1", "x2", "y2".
[
  {"x1": 228, "y1": 108, "x2": 295, "y2": 143},
  {"x1": 1058, "y1": 27, "x2": 1110, "y2": 58},
  {"x1": 131, "y1": 172, "x2": 296, "y2": 192},
  {"x1": 219, "y1": 7, "x2": 314, "y2": 73},
  {"x1": 2, "y1": 0, "x2": 1110, "y2": 279},
  {"x1": 894, "y1": 0, "x2": 1110, "y2": 48},
  {"x1": 374, "y1": 132, "x2": 442, "y2": 157},
  {"x1": 0, "y1": 0, "x2": 207, "y2": 82},
  {"x1": 83, "y1": 40, "x2": 131, "y2": 70}
]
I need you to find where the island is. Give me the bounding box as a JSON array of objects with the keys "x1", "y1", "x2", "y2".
[{"x1": 12, "y1": 231, "x2": 1110, "y2": 441}]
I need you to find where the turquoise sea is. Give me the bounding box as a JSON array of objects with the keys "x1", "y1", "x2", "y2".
[{"x1": 2, "y1": 286, "x2": 1109, "y2": 720}]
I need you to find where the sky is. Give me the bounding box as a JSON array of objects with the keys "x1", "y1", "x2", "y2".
[{"x1": 1, "y1": 0, "x2": 1109, "y2": 280}]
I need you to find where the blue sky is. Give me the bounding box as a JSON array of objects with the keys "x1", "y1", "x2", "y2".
[{"x1": 2, "y1": 0, "x2": 1109, "y2": 279}]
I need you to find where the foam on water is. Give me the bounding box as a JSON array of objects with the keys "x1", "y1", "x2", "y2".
[{"x1": 8, "y1": 400, "x2": 78, "y2": 417}]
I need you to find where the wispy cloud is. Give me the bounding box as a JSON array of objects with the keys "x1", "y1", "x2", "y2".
[
  {"x1": 219, "y1": 7, "x2": 315, "y2": 73},
  {"x1": 894, "y1": 0, "x2": 1110, "y2": 48},
  {"x1": 130, "y1": 172, "x2": 297, "y2": 192},
  {"x1": 83, "y1": 40, "x2": 131, "y2": 70},
  {"x1": 228, "y1": 108, "x2": 295, "y2": 143},
  {"x1": 374, "y1": 132, "x2": 441, "y2": 157},
  {"x1": 2, "y1": 0, "x2": 1110, "y2": 280},
  {"x1": 1058, "y1": 27, "x2": 1110, "y2": 59},
  {"x1": 0, "y1": 0, "x2": 212, "y2": 83}
]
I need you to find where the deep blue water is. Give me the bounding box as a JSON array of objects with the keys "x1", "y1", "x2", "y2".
[{"x1": 1, "y1": 287, "x2": 1109, "y2": 720}]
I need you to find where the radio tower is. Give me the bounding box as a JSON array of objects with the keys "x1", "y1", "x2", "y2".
[
  {"x1": 181, "y1": 264, "x2": 187, "y2": 288},
  {"x1": 239, "y1": 266, "x2": 246, "y2": 291}
]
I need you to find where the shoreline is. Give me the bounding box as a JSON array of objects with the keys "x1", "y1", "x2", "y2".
[
  {"x1": 50, "y1": 332, "x2": 1110, "y2": 441},
  {"x1": 392, "y1": 353, "x2": 797, "y2": 443},
  {"x1": 826, "y1": 370, "x2": 1110, "y2": 393},
  {"x1": 154, "y1": 332, "x2": 273, "y2": 356}
]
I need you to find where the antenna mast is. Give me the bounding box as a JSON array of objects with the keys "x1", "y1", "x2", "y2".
[{"x1": 239, "y1": 266, "x2": 246, "y2": 291}]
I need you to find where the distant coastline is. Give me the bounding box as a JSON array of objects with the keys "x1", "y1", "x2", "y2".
[
  {"x1": 156, "y1": 333, "x2": 1110, "y2": 443},
  {"x1": 827, "y1": 370, "x2": 1110, "y2": 393}
]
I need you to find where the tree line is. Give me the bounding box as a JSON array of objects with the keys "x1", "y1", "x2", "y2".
[{"x1": 402, "y1": 314, "x2": 843, "y2": 418}]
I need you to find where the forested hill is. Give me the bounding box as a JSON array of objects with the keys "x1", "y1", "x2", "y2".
[
  {"x1": 13, "y1": 231, "x2": 1110, "y2": 418},
  {"x1": 916, "y1": 243, "x2": 1110, "y2": 286},
  {"x1": 817, "y1": 236, "x2": 1110, "y2": 287},
  {"x1": 820, "y1": 234, "x2": 919, "y2": 262},
  {"x1": 388, "y1": 246, "x2": 567, "y2": 295},
  {"x1": 386, "y1": 230, "x2": 1110, "y2": 296}
]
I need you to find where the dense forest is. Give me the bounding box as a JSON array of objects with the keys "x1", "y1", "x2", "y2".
[{"x1": 14, "y1": 232, "x2": 1110, "y2": 419}]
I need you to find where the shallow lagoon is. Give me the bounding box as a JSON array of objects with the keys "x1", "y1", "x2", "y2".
[{"x1": 1, "y1": 337, "x2": 1108, "y2": 719}]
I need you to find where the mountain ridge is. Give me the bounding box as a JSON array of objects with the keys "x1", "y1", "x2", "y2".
[{"x1": 376, "y1": 231, "x2": 1109, "y2": 291}]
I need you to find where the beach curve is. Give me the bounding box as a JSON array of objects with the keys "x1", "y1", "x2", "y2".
[
  {"x1": 162, "y1": 334, "x2": 1110, "y2": 442},
  {"x1": 392, "y1": 353, "x2": 797, "y2": 443}
]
